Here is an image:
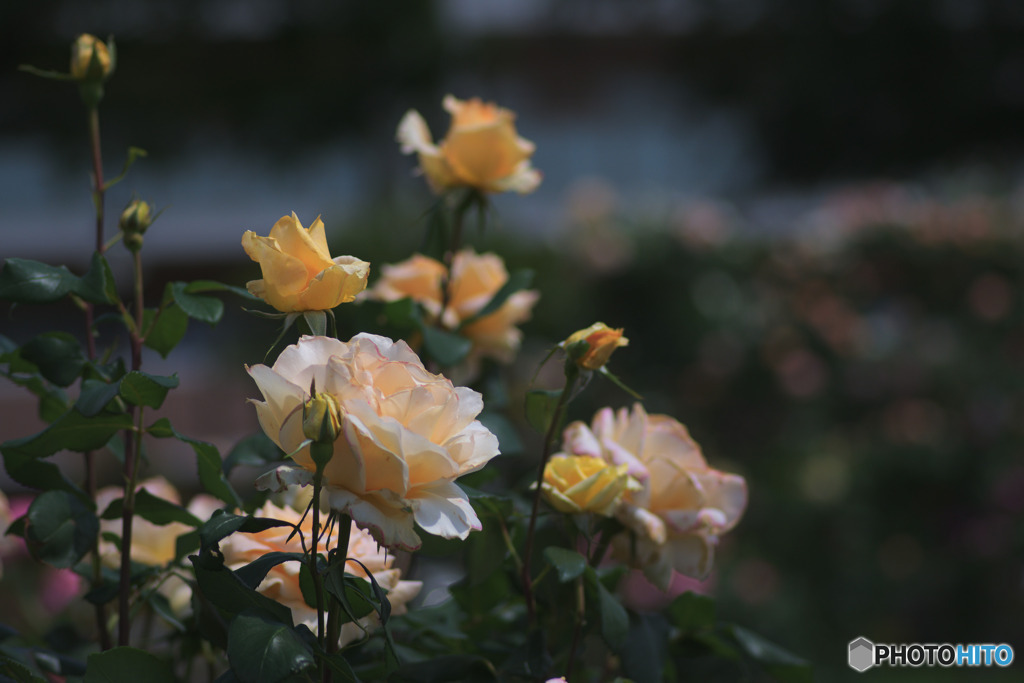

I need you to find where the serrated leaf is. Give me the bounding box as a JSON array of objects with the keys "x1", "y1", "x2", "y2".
[
  {"x1": 171, "y1": 282, "x2": 223, "y2": 324},
  {"x1": 76, "y1": 379, "x2": 122, "y2": 417},
  {"x1": 0, "y1": 652, "x2": 47, "y2": 683},
  {"x1": 0, "y1": 258, "x2": 78, "y2": 303},
  {"x1": 2, "y1": 450, "x2": 84, "y2": 496},
  {"x1": 421, "y1": 325, "x2": 472, "y2": 366},
  {"x1": 83, "y1": 647, "x2": 176, "y2": 683},
  {"x1": 21, "y1": 332, "x2": 86, "y2": 387},
  {"x1": 226, "y1": 611, "x2": 315, "y2": 683},
  {"x1": 119, "y1": 371, "x2": 178, "y2": 408},
  {"x1": 142, "y1": 305, "x2": 188, "y2": 358},
  {"x1": 544, "y1": 546, "x2": 588, "y2": 582},
  {"x1": 25, "y1": 490, "x2": 98, "y2": 569}
]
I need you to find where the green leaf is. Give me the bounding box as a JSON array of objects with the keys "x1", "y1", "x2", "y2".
[
  {"x1": 0, "y1": 652, "x2": 47, "y2": 683},
  {"x1": 119, "y1": 371, "x2": 178, "y2": 408},
  {"x1": 25, "y1": 490, "x2": 98, "y2": 569},
  {"x1": 224, "y1": 432, "x2": 284, "y2": 474},
  {"x1": 84, "y1": 647, "x2": 176, "y2": 683},
  {"x1": 525, "y1": 389, "x2": 562, "y2": 434},
  {"x1": 75, "y1": 252, "x2": 117, "y2": 305},
  {"x1": 382, "y1": 297, "x2": 422, "y2": 329},
  {"x1": 100, "y1": 489, "x2": 201, "y2": 527},
  {"x1": 184, "y1": 279, "x2": 260, "y2": 301},
  {"x1": 171, "y1": 282, "x2": 223, "y2": 324},
  {"x1": 227, "y1": 611, "x2": 315, "y2": 683},
  {"x1": 543, "y1": 547, "x2": 587, "y2": 582},
  {"x1": 76, "y1": 379, "x2": 122, "y2": 417},
  {"x1": 142, "y1": 305, "x2": 188, "y2": 358},
  {"x1": 728, "y1": 625, "x2": 813, "y2": 682},
  {"x1": 585, "y1": 567, "x2": 629, "y2": 646},
  {"x1": 0, "y1": 258, "x2": 78, "y2": 303},
  {"x1": 323, "y1": 570, "x2": 377, "y2": 623},
  {"x1": 2, "y1": 449, "x2": 84, "y2": 496},
  {"x1": 388, "y1": 654, "x2": 498, "y2": 683},
  {"x1": 190, "y1": 551, "x2": 294, "y2": 625},
  {"x1": 302, "y1": 310, "x2": 327, "y2": 336},
  {"x1": 2, "y1": 409, "x2": 133, "y2": 457},
  {"x1": 234, "y1": 551, "x2": 305, "y2": 590},
  {"x1": 147, "y1": 420, "x2": 241, "y2": 507},
  {"x1": 668, "y1": 591, "x2": 716, "y2": 634},
  {"x1": 421, "y1": 326, "x2": 472, "y2": 367},
  {"x1": 459, "y1": 269, "x2": 533, "y2": 327},
  {"x1": 198, "y1": 511, "x2": 293, "y2": 552},
  {"x1": 39, "y1": 388, "x2": 69, "y2": 423},
  {"x1": 20, "y1": 332, "x2": 86, "y2": 387}
]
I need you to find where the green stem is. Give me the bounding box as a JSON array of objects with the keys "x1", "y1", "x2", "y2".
[
  {"x1": 521, "y1": 373, "x2": 576, "y2": 624},
  {"x1": 325, "y1": 513, "x2": 351, "y2": 678},
  {"x1": 311, "y1": 473, "x2": 326, "y2": 655}
]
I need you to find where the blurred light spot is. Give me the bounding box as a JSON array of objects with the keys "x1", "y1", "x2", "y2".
[
  {"x1": 882, "y1": 399, "x2": 945, "y2": 445},
  {"x1": 692, "y1": 270, "x2": 742, "y2": 320},
  {"x1": 698, "y1": 331, "x2": 745, "y2": 378},
  {"x1": 800, "y1": 453, "x2": 849, "y2": 504},
  {"x1": 731, "y1": 557, "x2": 779, "y2": 605},
  {"x1": 775, "y1": 348, "x2": 827, "y2": 398}
]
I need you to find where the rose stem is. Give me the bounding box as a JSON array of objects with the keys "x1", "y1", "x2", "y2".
[
  {"x1": 117, "y1": 249, "x2": 145, "y2": 646},
  {"x1": 565, "y1": 577, "x2": 586, "y2": 681},
  {"x1": 324, "y1": 513, "x2": 351, "y2": 681},
  {"x1": 311, "y1": 471, "x2": 327, "y2": 660},
  {"x1": 521, "y1": 373, "x2": 576, "y2": 624}
]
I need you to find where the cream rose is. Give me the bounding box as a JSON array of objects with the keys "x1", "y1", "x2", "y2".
[
  {"x1": 396, "y1": 95, "x2": 541, "y2": 194},
  {"x1": 220, "y1": 499, "x2": 421, "y2": 646},
  {"x1": 558, "y1": 404, "x2": 747, "y2": 589},
  {"x1": 250, "y1": 334, "x2": 500, "y2": 550},
  {"x1": 367, "y1": 249, "x2": 539, "y2": 363},
  {"x1": 242, "y1": 213, "x2": 370, "y2": 313}
]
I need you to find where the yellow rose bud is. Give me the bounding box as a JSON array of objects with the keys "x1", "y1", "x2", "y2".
[
  {"x1": 119, "y1": 199, "x2": 153, "y2": 235},
  {"x1": 302, "y1": 392, "x2": 343, "y2": 446},
  {"x1": 564, "y1": 322, "x2": 629, "y2": 370},
  {"x1": 396, "y1": 95, "x2": 541, "y2": 194},
  {"x1": 541, "y1": 454, "x2": 632, "y2": 516},
  {"x1": 70, "y1": 34, "x2": 111, "y2": 81},
  {"x1": 242, "y1": 213, "x2": 370, "y2": 313}
]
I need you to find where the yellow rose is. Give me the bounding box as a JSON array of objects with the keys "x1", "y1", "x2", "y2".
[
  {"x1": 250, "y1": 334, "x2": 501, "y2": 550},
  {"x1": 559, "y1": 404, "x2": 747, "y2": 589},
  {"x1": 541, "y1": 455, "x2": 632, "y2": 516},
  {"x1": 242, "y1": 213, "x2": 370, "y2": 313},
  {"x1": 397, "y1": 95, "x2": 541, "y2": 194},
  {"x1": 219, "y1": 499, "x2": 421, "y2": 647},
  {"x1": 70, "y1": 34, "x2": 112, "y2": 80},
  {"x1": 366, "y1": 248, "x2": 539, "y2": 363},
  {"x1": 563, "y1": 322, "x2": 629, "y2": 370}
]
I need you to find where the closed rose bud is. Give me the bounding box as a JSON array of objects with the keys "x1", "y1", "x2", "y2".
[
  {"x1": 563, "y1": 322, "x2": 628, "y2": 370},
  {"x1": 70, "y1": 34, "x2": 111, "y2": 81},
  {"x1": 302, "y1": 391, "x2": 343, "y2": 446},
  {"x1": 541, "y1": 454, "x2": 633, "y2": 516},
  {"x1": 120, "y1": 199, "x2": 153, "y2": 235}
]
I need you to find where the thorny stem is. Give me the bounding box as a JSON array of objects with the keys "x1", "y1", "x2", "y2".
[{"x1": 522, "y1": 374, "x2": 576, "y2": 624}]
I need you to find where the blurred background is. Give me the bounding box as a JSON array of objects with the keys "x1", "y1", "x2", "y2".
[{"x1": 4, "y1": 1, "x2": 1024, "y2": 680}]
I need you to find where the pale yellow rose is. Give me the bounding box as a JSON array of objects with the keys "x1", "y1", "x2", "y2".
[
  {"x1": 70, "y1": 34, "x2": 111, "y2": 80},
  {"x1": 250, "y1": 334, "x2": 500, "y2": 550},
  {"x1": 242, "y1": 213, "x2": 370, "y2": 313},
  {"x1": 397, "y1": 95, "x2": 541, "y2": 194},
  {"x1": 541, "y1": 455, "x2": 633, "y2": 516},
  {"x1": 220, "y1": 499, "x2": 421, "y2": 647},
  {"x1": 563, "y1": 322, "x2": 629, "y2": 371},
  {"x1": 366, "y1": 249, "x2": 539, "y2": 363},
  {"x1": 559, "y1": 404, "x2": 747, "y2": 589}
]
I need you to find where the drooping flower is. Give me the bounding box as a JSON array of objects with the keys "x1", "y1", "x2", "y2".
[
  {"x1": 563, "y1": 322, "x2": 629, "y2": 371},
  {"x1": 366, "y1": 249, "x2": 539, "y2": 363},
  {"x1": 219, "y1": 499, "x2": 421, "y2": 646},
  {"x1": 250, "y1": 334, "x2": 500, "y2": 550},
  {"x1": 242, "y1": 213, "x2": 370, "y2": 313},
  {"x1": 397, "y1": 95, "x2": 541, "y2": 194},
  {"x1": 541, "y1": 455, "x2": 634, "y2": 516},
  {"x1": 558, "y1": 404, "x2": 747, "y2": 589}
]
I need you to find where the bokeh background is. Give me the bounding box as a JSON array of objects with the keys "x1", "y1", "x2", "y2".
[{"x1": 4, "y1": 1, "x2": 1024, "y2": 680}]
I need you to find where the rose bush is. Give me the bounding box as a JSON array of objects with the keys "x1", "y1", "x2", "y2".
[
  {"x1": 396, "y1": 95, "x2": 541, "y2": 194},
  {"x1": 242, "y1": 213, "x2": 370, "y2": 313},
  {"x1": 250, "y1": 333, "x2": 500, "y2": 550},
  {"x1": 557, "y1": 404, "x2": 747, "y2": 589},
  {"x1": 367, "y1": 248, "x2": 539, "y2": 363}
]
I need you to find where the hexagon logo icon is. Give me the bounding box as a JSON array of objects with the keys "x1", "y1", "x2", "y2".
[{"x1": 849, "y1": 637, "x2": 875, "y2": 672}]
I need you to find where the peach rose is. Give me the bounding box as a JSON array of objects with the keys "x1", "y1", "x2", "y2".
[
  {"x1": 70, "y1": 34, "x2": 112, "y2": 81},
  {"x1": 541, "y1": 454, "x2": 634, "y2": 516},
  {"x1": 559, "y1": 404, "x2": 747, "y2": 589},
  {"x1": 397, "y1": 95, "x2": 541, "y2": 194},
  {"x1": 563, "y1": 322, "x2": 629, "y2": 371},
  {"x1": 220, "y1": 499, "x2": 421, "y2": 646},
  {"x1": 367, "y1": 249, "x2": 539, "y2": 363},
  {"x1": 242, "y1": 213, "x2": 370, "y2": 313},
  {"x1": 250, "y1": 334, "x2": 500, "y2": 550}
]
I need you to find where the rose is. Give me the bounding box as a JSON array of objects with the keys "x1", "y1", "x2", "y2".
[
  {"x1": 70, "y1": 34, "x2": 112, "y2": 81},
  {"x1": 541, "y1": 454, "x2": 634, "y2": 516},
  {"x1": 563, "y1": 322, "x2": 629, "y2": 370},
  {"x1": 220, "y1": 498, "x2": 421, "y2": 646},
  {"x1": 242, "y1": 213, "x2": 370, "y2": 313},
  {"x1": 366, "y1": 249, "x2": 539, "y2": 363},
  {"x1": 397, "y1": 95, "x2": 541, "y2": 194},
  {"x1": 558, "y1": 404, "x2": 747, "y2": 589},
  {"x1": 250, "y1": 334, "x2": 500, "y2": 550}
]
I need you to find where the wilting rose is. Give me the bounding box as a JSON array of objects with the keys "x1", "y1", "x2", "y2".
[
  {"x1": 220, "y1": 499, "x2": 421, "y2": 646},
  {"x1": 367, "y1": 249, "x2": 539, "y2": 363},
  {"x1": 559, "y1": 404, "x2": 747, "y2": 589},
  {"x1": 250, "y1": 334, "x2": 500, "y2": 550},
  {"x1": 541, "y1": 454, "x2": 633, "y2": 516},
  {"x1": 563, "y1": 322, "x2": 629, "y2": 371},
  {"x1": 396, "y1": 95, "x2": 541, "y2": 194},
  {"x1": 70, "y1": 34, "x2": 111, "y2": 80},
  {"x1": 242, "y1": 213, "x2": 370, "y2": 313}
]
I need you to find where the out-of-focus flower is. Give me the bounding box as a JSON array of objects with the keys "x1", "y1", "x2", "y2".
[
  {"x1": 120, "y1": 199, "x2": 153, "y2": 235},
  {"x1": 220, "y1": 499, "x2": 421, "y2": 646},
  {"x1": 397, "y1": 95, "x2": 541, "y2": 194},
  {"x1": 541, "y1": 454, "x2": 634, "y2": 516},
  {"x1": 563, "y1": 322, "x2": 628, "y2": 371},
  {"x1": 0, "y1": 490, "x2": 12, "y2": 578},
  {"x1": 242, "y1": 213, "x2": 370, "y2": 313},
  {"x1": 367, "y1": 249, "x2": 538, "y2": 363},
  {"x1": 70, "y1": 34, "x2": 111, "y2": 81},
  {"x1": 251, "y1": 334, "x2": 500, "y2": 551},
  {"x1": 560, "y1": 404, "x2": 747, "y2": 589}
]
